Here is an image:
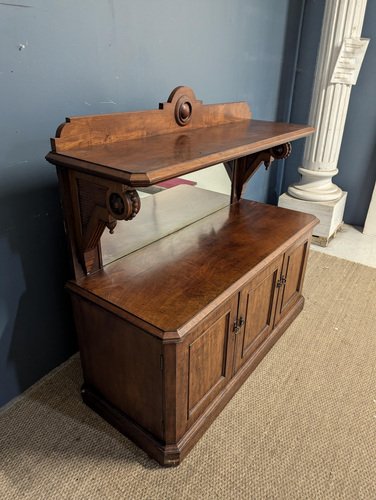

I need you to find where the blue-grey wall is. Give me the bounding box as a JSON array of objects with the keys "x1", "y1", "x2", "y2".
[
  {"x1": 282, "y1": 0, "x2": 376, "y2": 227},
  {"x1": 280, "y1": 0, "x2": 325, "y2": 193},
  {"x1": 0, "y1": 0, "x2": 300, "y2": 407},
  {"x1": 247, "y1": 0, "x2": 306, "y2": 204}
]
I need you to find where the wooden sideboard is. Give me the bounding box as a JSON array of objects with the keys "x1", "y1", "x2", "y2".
[{"x1": 46, "y1": 86, "x2": 318, "y2": 466}]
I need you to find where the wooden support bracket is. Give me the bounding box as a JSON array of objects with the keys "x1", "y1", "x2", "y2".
[
  {"x1": 225, "y1": 142, "x2": 292, "y2": 203},
  {"x1": 57, "y1": 168, "x2": 141, "y2": 277},
  {"x1": 79, "y1": 176, "x2": 140, "y2": 274}
]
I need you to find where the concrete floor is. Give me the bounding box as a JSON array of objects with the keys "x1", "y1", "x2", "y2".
[{"x1": 311, "y1": 224, "x2": 376, "y2": 268}]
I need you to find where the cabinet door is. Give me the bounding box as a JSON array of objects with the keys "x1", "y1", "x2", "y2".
[
  {"x1": 176, "y1": 295, "x2": 238, "y2": 434},
  {"x1": 233, "y1": 256, "x2": 283, "y2": 373},
  {"x1": 274, "y1": 238, "x2": 309, "y2": 325}
]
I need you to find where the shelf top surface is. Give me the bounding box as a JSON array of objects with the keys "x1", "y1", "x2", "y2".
[
  {"x1": 48, "y1": 119, "x2": 313, "y2": 186},
  {"x1": 47, "y1": 86, "x2": 313, "y2": 186},
  {"x1": 73, "y1": 200, "x2": 317, "y2": 333}
]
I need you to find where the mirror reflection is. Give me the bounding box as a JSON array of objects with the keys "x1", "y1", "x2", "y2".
[{"x1": 101, "y1": 163, "x2": 231, "y2": 265}]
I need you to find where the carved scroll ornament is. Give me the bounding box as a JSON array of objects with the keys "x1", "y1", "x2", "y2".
[{"x1": 70, "y1": 172, "x2": 140, "y2": 275}]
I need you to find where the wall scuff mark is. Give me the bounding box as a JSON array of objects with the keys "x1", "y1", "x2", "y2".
[{"x1": 0, "y1": 2, "x2": 32, "y2": 8}]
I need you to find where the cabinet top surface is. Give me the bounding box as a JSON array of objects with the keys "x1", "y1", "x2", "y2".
[
  {"x1": 72, "y1": 200, "x2": 317, "y2": 333},
  {"x1": 46, "y1": 86, "x2": 314, "y2": 186}
]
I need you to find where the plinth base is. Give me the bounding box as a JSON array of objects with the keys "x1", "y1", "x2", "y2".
[{"x1": 278, "y1": 192, "x2": 347, "y2": 247}]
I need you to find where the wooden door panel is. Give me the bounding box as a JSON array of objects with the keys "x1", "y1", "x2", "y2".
[
  {"x1": 276, "y1": 239, "x2": 309, "y2": 323},
  {"x1": 242, "y1": 272, "x2": 276, "y2": 351},
  {"x1": 176, "y1": 296, "x2": 238, "y2": 434},
  {"x1": 234, "y1": 257, "x2": 282, "y2": 372},
  {"x1": 188, "y1": 314, "x2": 229, "y2": 414}
]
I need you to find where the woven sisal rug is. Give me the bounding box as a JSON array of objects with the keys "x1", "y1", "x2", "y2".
[{"x1": 1, "y1": 252, "x2": 376, "y2": 499}]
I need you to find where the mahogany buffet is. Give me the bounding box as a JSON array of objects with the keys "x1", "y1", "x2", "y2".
[{"x1": 46, "y1": 86, "x2": 318, "y2": 466}]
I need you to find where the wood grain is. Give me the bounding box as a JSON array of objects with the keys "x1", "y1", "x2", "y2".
[
  {"x1": 72, "y1": 295, "x2": 164, "y2": 440},
  {"x1": 69, "y1": 200, "x2": 317, "y2": 333},
  {"x1": 51, "y1": 86, "x2": 251, "y2": 152},
  {"x1": 47, "y1": 119, "x2": 314, "y2": 186}
]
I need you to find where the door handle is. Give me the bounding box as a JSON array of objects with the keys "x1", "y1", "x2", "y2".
[
  {"x1": 233, "y1": 317, "x2": 245, "y2": 334},
  {"x1": 276, "y1": 275, "x2": 286, "y2": 288}
]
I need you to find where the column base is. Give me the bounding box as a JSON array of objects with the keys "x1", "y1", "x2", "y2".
[
  {"x1": 288, "y1": 167, "x2": 343, "y2": 202},
  {"x1": 278, "y1": 192, "x2": 347, "y2": 246}
]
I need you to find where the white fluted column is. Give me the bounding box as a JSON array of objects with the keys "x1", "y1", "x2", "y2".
[{"x1": 288, "y1": 0, "x2": 369, "y2": 202}]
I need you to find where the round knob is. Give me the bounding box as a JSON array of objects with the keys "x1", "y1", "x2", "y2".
[
  {"x1": 180, "y1": 102, "x2": 191, "y2": 120},
  {"x1": 175, "y1": 96, "x2": 192, "y2": 126},
  {"x1": 109, "y1": 193, "x2": 125, "y2": 216}
]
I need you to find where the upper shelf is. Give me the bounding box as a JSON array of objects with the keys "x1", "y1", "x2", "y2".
[{"x1": 46, "y1": 86, "x2": 314, "y2": 187}]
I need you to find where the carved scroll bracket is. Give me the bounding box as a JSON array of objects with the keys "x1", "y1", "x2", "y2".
[
  {"x1": 225, "y1": 142, "x2": 292, "y2": 203},
  {"x1": 69, "y1": 172, "x2": 141, "y2": 275}
]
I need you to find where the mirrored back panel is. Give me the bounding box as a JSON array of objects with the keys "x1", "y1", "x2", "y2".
[{"x1": 101, "y1": 163, "x2": 231, "y2": 266}]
